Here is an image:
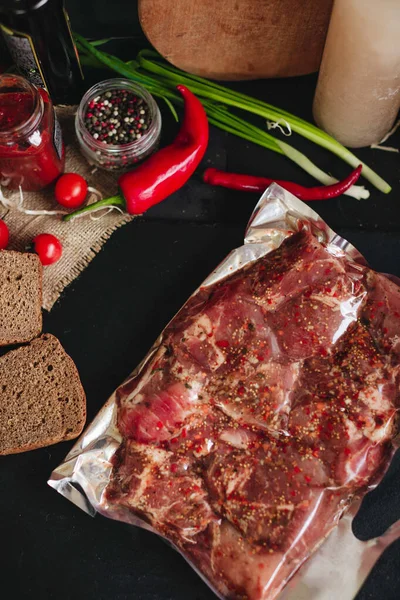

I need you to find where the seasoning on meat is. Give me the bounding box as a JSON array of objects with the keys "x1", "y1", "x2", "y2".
[{"x1": 106, "y1": 230, "x2": 400, "y2": 600}]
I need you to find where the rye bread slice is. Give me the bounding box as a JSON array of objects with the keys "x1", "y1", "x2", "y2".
[
  {"x1": 0, "y1": 250, "x2": 42, "y2": 346},
  {"x1": 0, "y1": 334, "x2": 86, "y2": 455}
]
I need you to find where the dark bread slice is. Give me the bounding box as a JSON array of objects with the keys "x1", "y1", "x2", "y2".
[
  {"x1": 0, "y1": 333, "x2": 86, "y2": 455},
  {"x1": 0, "y1": 250, "x2": 43, "y2": 346}
]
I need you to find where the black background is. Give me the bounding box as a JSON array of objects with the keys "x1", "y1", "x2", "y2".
[{"x1": 1, "y1": 2, "x2": 400, "y2": 599}]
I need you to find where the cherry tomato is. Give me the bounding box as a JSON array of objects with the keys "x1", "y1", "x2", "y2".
[
  {"x1": 55, "y1": 173, "x2": 88, "y2": 208},
  {"x1": 33, "y1": 233, "x2": 62, "y2": 266},
  {"x1": 0, "y1": 219, "x2": 9, "y2": 249}
]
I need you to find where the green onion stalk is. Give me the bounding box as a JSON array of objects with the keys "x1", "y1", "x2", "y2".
[{"x1": 75, "y1": 34, "x2": 390, "y2": 199}]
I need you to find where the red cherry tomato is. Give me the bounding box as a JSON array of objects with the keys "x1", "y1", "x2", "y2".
[
  {"x1": 55, "y1": 173, "x2": 88, "y2": 208},
  {"x1": 0, "y1": 219, "x2": 9, "y2": 249},
  {"x1": 33, "y1": 233, "x2": 63, "y2": 266}
]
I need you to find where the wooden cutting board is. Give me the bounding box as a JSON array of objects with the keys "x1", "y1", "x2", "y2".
[{"x1": 138, "y1": 0, "x2": 333, "y2": 80}]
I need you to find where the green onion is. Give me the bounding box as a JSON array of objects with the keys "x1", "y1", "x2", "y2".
[
  {"x1": 200, "y1": 102, "x2": 369, "y2": 199},
  {"x1": 136, "y1": 50, "x2": 390, "y2": 194},
  {"x1": 74, "y1": 34, "x2": 389, "y2": 198}
]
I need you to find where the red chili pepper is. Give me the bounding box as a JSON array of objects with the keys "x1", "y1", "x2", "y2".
[
  {"x1": 0, "y1": 219, "x2": 9, "y2": 249},
  {"x1": 64, "y1": 85, "x2": 208, "y2": 221},
  {"x1": 203, "y1": 165, "x2": 363, "y2": 201}
]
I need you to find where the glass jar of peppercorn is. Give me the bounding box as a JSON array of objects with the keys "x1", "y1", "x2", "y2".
[{"x1": 75, "y1": 79, "x2": 162, "y2": 171}]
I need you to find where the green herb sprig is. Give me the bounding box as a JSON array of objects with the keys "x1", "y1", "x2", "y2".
[{"x1": 75, "y1": 34, "x2": 391, "y2": 199}]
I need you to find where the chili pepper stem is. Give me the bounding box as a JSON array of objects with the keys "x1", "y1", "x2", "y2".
[{"x1": 63, "y1": 194, "x2": 125, "y2": 221}]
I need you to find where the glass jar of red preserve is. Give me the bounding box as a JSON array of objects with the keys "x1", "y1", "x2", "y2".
[{"x1": 0, "y1": 74, "x2": 64, "y2": 191}]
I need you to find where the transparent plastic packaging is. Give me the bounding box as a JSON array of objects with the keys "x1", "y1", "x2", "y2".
[
  {"x1": 75, "y1": 78, "x2": 162, "y2": 171},
  {"x1": 49, "y1": 184, "x2": 400, "y2": 600}
]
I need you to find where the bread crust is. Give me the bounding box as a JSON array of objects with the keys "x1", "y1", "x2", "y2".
[
  {"x1": 0, "y1": 334, "x2": 86, "y2": 455},
  {"x1": 0, "y1": 250, "x2": 43, "y2": 346}
]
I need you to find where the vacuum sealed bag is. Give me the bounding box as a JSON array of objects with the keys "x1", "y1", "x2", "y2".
[{"x1": 49, "y1": 184, "x2": 400, "y2": 600}]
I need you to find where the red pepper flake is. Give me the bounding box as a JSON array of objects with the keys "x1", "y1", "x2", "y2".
[
  {"x1": 377, "y1": 301, "x2": 385, "y2": 307},
  {"x1": 304, "y1": 475, "x2": 312, "y2": 483},
  {"x1": 293, "y1": 465, "x2": 301, "y2": 474},
  {"x1": 312, "y1": 449, "x2": 319, "y2": 457},
  {"x1": 238, "y1": 386, "x2": 245, "y2": 396},
  {"x1": 325, "y1": 287, "x2": 332, "y2": 293},
  {"x1": 257, "y1": 354, "x2": 264, "y2": 361},
  {"x1": 170, "y1": 463, "x2": 178, "y2": 473},
  {"x1": 156, "y1": 421, "x2": 164, "y2": 429},
  {"x1": 267, "y1": 298, "x2": 273, "y2": 305},
  {"x1": 181, "y1": 428, "x2": 187, "y2": 438},
  {"x1": 216, "y1": 340, "x2": 229, "y2": 349},
  {"x1": 290, "y1": 490, "x2": 296, "y2": 497},
  {"x1": 344, "y1": 447, "x2": 352, "y2": 457},
  {"x1": 177, "y1": 366, "x2": 183, "y2": 374}
]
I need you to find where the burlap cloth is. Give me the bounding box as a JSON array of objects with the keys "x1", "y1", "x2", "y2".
[{"x1": 1, "y1": 106, "x2": 133, "y2": 310}]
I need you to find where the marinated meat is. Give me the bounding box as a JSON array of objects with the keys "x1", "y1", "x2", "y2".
[{"x1": 106, "y1": 230, "x2": 400, "y2": 600}]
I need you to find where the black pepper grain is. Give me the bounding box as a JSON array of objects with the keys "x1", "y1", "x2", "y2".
[{"x1": 84, "y1": 88, "x2": 152, "y2": 145}]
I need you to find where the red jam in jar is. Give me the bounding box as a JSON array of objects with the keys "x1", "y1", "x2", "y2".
[{"x1": 0, "y1": 74, "x2": 64, "y2": 191}]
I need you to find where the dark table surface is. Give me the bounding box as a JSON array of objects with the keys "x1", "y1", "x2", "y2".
[{"x1": 1, "y1": 2, "x2": 400, "y2": 599}]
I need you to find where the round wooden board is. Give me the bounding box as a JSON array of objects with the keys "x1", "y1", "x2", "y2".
[{"x1": 139, "y1": 0, "x2": 333, "y2": 80}]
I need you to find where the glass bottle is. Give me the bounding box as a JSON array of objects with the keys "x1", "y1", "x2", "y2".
[
  {"x1": 0, "y1": 0, "x2": 84, "y2": 105},
  {"x1": 313, "y1": 0, "x2": 400, "y2": 148},
  {"x1": 0, "y1": 73, "x2": 65, "y2": 190},
  {"x1": 0, "y1": 31, "x2": 11, "y2": 72}
]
